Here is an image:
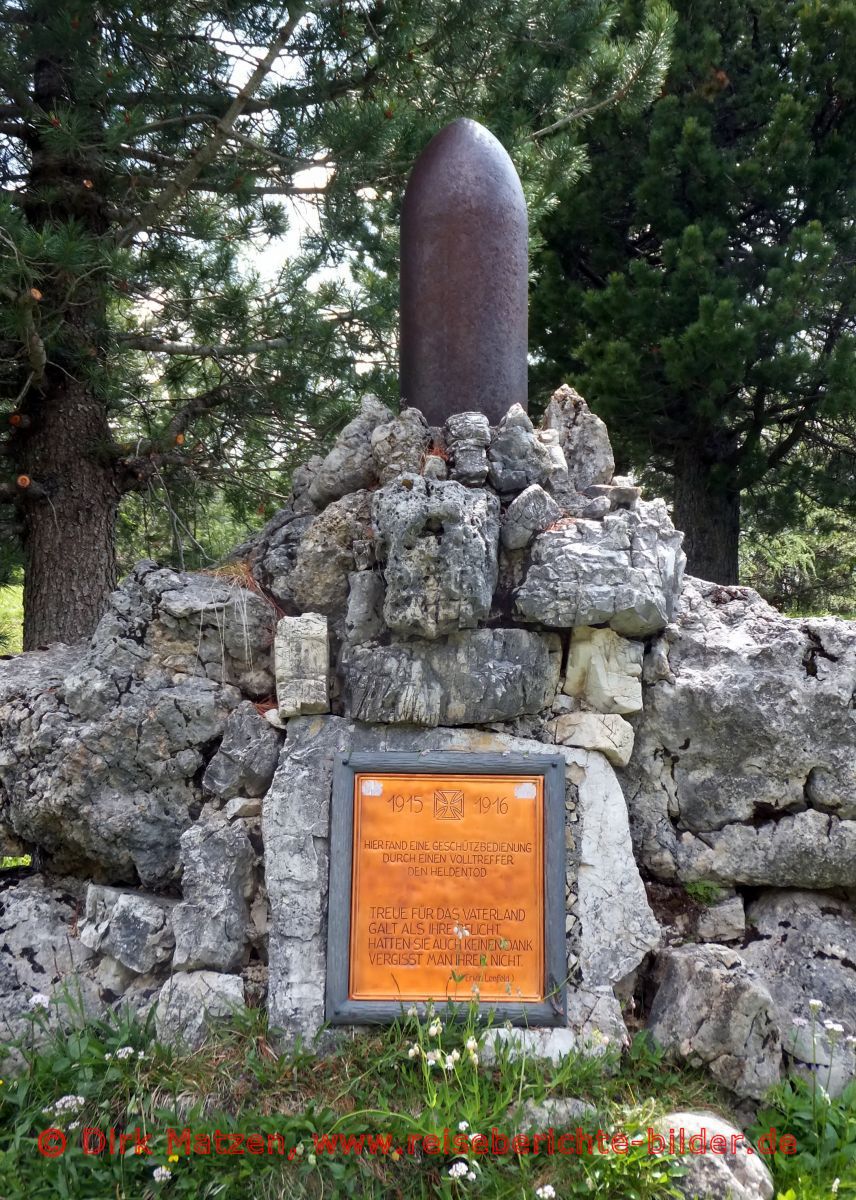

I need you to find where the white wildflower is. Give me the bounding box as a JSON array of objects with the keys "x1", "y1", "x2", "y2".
[
  {"x1": 407, "y1": 1044, "x2": 420, "y2": 1059},
  {"x1": 428, "y1": 1019, "x2": 443, "y2": 1037},
  {"x1": 426, "y1": 1049, "x2": 439, "y2": 1066},
  {"x1": 465, "y1": 1036, "x2": 478, "y2": 1053},
  {"x1": 466, "y1": 1171, "x2": 476, "y2": 1181},
  {"x1": 28, "y1": 993, "x2": 50, "y2": 1011},
  {"x1": 808, "y1": 998, "x2": 823, "y2": 1013},
  {"x1": 469, "y1": 1051, "x2": 479, "y2": 1067},
  {"x1": 792, "y1": 1017, "x2": 808, "y2": 1028},
  {"x1": 115, "y1": 1046, "x2": 136, "y2": 1060},
  {"x1": 450, "y1": 1049, "x2": 461, "y2": 1062},
  {"x1": 53, "y1": 1095, "x2": 86, "y2": 1115},
  {"x1": 153, "y1": 1165, "x2": 172, "y2": 1182},
  {"x1": 831, "y1": 1178, "x2": 840, "y2": 1194},
  {"x1": 67, "y1": 1120, "x2": 80, "y2": 1131},
  {"x1": 846, "y1": 1035, "x2": 856, "y2": 1048},
  {"x1": 458, "y1": 1120, "x2": 470, "y2": 1131},
  {"x1": 448, "y1": 1161, "x2": 468, "y2": 1178},
  {"x1": 535, "y1": 1187, "x2": 557, "y2": 1200},
  {"x1": 407, "y1": 1006, "x2": 418, "y2": 1018},
  {"x1": 137, "y1": 1050, "x2": 145, "y2": 1059},
  {"x1": 444, "y1": 1055, "x2": 456, "y2": 1070}
]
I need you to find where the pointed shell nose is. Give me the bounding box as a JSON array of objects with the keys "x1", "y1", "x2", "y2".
[{"x1": 399, "y1": 119, "x2": 529, "y2": 426}]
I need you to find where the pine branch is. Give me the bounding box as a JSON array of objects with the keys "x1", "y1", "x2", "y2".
[
  {"x1": 118, "y1": 335, "x2": 291, "y2": 356},
  {"x1": 115, "y1": 2, "x2": 330, "y2": 249}
]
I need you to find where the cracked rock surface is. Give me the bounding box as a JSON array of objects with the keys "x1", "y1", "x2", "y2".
[{"x1": 623, "y1": 577, "x2": 856, "y2": 883}]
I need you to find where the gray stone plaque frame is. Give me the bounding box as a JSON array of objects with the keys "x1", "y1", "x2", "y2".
[{"x1": 326, "y1": 750, "x2": 568, "y2": 1026}]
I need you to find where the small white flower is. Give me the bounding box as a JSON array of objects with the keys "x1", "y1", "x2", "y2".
[
  {"x1": 406, "y1": 1006, "x2": 418, "y2": 1018},
  {"x1": 458, "y1": 1120, "x2": 470, "y2": 1132},
  {"x1": 53, "y1": 1095, "x2": 86, "y2": 1115},
  {"x1": 450, "y1": 1048, "x2": 461, "y2": 1062},
  {"x1": 153, "y1": 1165, "x2": 172, "y2": 1182},
  {"x1": 824, "y1": 1021, "x2": 845, "y2": 1037},
  {"x1": 426, "y1": 1049, "x2": 439, "y2": 1066},
  {"x1": 137, "y1": 1050, "x2": 145, "y2": 1059},
  {"x1": 67, "y1": 1120, "x2": 80, "y2": 1131},
  {"x1": 407, "y1": 1045, "x2": 420, "y2": 1059},
  {"x1": 444, "y1": 1055, "x2": 456, "y2": 1070},
  {"x1": 28, "y1": 993, "x2": 50, "y2": 1011},
  {"x1": 469, "y1": 1052, "x2": 479, "y2": 1067},
  {"x1": 792, "y1": 1017, "x2": 808, "y2": 1028},
  {"x1": 104, "y1": 1052, "x2": 113, "y2": 1061},
  {"x1": 535, "y1": 1187, "x2": 557, "y2": 1200},
  {"x1": 465, "y1": 1036, "x2": 478, "y2": 1053},
  {"x1": 448, "y1": 1161, "x2": 468, "y2": 1178},
  {"x1": 808, "y1": 998, "x2": 823, "y2": 1013},
  {"x1": 846, "y1": 1035, "x2": 856, "y2": 1048},
  {"x1": 466, "y1": 1170, "x2": 476, "y2": 1181},
  {"x1": 831, "y1": 1178, "x2": 840, "y2": 1194},
  {"x1": 308, "y1": 1152, "x2": 316, "y2": 1166},
  {"x1": 115, "y1": 1046, "x2": 136, "y2": 1060},
  {"x1": 428, "y1": 1019, "x2": 443, "y2": 1037},
  {"x1": 818, "y1": 1084, "x2": 831, "y2": 1104}
]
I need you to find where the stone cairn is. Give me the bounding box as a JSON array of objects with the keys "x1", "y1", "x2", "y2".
[{"x1": 1, "y1": 381, "x2": 855, "y2": 1132}]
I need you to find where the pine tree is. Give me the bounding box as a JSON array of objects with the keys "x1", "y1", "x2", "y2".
[
  {"x1": 531, "y1": 0, "x2": 856, "y2": 584},
  {"x1": 1, "y1": 0, "x2": 673, "y2": 648}
]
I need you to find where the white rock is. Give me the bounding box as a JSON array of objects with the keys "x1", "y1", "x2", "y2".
[
  {"x1": 224, "y1": 796, "x2": 262, "y2": 820},
  {"x1": 563, "y1": 626, "x2": 643, "y2": 714},
  {"x1": 654, "y1": 1112, "x2": 774, "y2": 1200},
  {"x1": 552, "y1": 712, "x2": 635, "y2": 768},
  {"x1": 154, "y1": 971, "x2": 245, "y2": 1049},
  {"x1": 697, "y1": 896, "x2": 745, "y2": 944},
  {"x1": 274, "y1": 613, "x2": 329, "y2": 719}
]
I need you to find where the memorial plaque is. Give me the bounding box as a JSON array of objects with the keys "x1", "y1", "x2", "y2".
[{"x1": 326, "y1": 752, "x2": 567, "y2": 1025}]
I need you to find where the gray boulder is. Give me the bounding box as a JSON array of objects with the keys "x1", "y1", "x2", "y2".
[
  {"x1": 202, "y1": 701, "x2": 282, "y2": 801},
  {"x1": 154, "y1": 971, "x2": 245, "y2": 1049},
  {"x1": 742, "y1": 890, "x2": 856, "y2": 1094},
  {"x1": 445, "y1": 411, "x2": 490, "y2": 485},
  {"x1": 647, "y1": 945, "x2": 782, "y2": 1100},
  {"x1": 290, "y1": 491, "x2": 374, "y2": 617},
  {"x1": 372, "y1": 475, "x2": 500, "y2": 639},
  {"x1": 342, "y1": 628, "x2": 561, "y2": 726},
  {"x1": 80, "y1": 885, "x2": 175, "y2": 974},
  {"x1": 488, "y1": 404, "x2": 551, "y2": 494},
  {"x1": 501, "y1": 484, "x2": 561, "y2": 551},
  {"x1": 172, "y1": 815, "x2": 255, "y2": 972},
  {"x1": 0, "y1": 568, "x2": 244, "y2": 884},
  {"x1": 541, "y1": 385, "x2": 614, "y2": 493},
  {"x1": 515, "y1": 501, "x2": 685, "y2": 636},
  {"x1": 307, "y1": 395, "x2": 390, "y2": 506},
  {"x1": 624, "y1": 578, "x2": 856, "y2": 885},
  {"x1": 371, "y1": 406, "x2": 430, "y2": 483},
  {"x1": 653, "y1": 1112, "x2": 774, "y2": 1200}
]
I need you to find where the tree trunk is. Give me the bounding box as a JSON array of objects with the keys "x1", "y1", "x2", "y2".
[
  {"x1": 21, "y1": 373, "x2": 120, "y2": 649},
  {"x1": 672, "y1": 444, "x2": 741, "y2": 584}
]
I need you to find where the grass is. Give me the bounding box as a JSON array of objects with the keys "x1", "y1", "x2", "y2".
[
  {"x1": 1, "y1": 998, "x2": 852, "y2": 1200},
  {"x1": 0, "y1": 583, "x2": 23, "y2": 654}
]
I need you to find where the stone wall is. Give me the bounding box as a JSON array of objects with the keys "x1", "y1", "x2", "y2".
[{"x1": 1, "y1": 386, "x2": 854, "y2": 1103}]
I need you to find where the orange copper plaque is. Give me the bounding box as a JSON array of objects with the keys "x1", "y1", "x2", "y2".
[{"x1": 348, "y1": 772, "x2": 544, "y2": 1004}]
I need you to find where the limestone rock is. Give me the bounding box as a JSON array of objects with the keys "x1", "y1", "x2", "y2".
[
  {"x1": 584, "y1": 480, "x2": 640, "y2": 508},
  {"x1": 501, "y1": 485, "x2": 561, "y2": 551},
  {"x1": 342, "y1": 629, "x2": 561, "y2": 726},
  {"x1": 678, "y1": 810, "x2": 856, "y2": 889},
  {"x1": 80, "y1": 885, "x2": 175, "y2": 974},
  {"x1": 515, "y1": 502, "x2": 685, "y2": 636},
  {"x1": 172, "y1": 816, "x2": 254, "y2": 972},
  {"x1": 563, "y1": 627, "x2": 643, "y2": 715},
  {"x1": 265, "y1": 715, "x2": 353, "y2": 1041},
  {"x1": 154, "y1": 971, "x2": 245, "y2": 1049},
  {"x1": 624, "y1": 578, "x2": 856, "y2": 885},
  {"x1": 345, "y1": 572, "x2": 385, "y2": 645},
  {"x1": 274, "y1": 613, "x2": 329, "y2": 718},
  {"x1": 482, "y1": 1027, "x2": 578, "y2": 1066},
  {"x1": 511, "y1": 1096, "x2": 597, "y2": 1132},
  {"x1": 445, "y1": 411, "x2": 490, "y2": 485},
  {"x1": 575, "y1": 751, "x2": 660, "y2": 985},
  {"x1": 552, "y1": 713, "x2": 635, "y2": 768},
  {"x1": 372, "y1": 475, "x2": 500, "y2": 639},
  {"x1": 290, "y1": 491, "x2": 373, "y2": 617},
  {"x1": 0, "y1": 564, "x2": 243, "y2": 885},
  {"x1": 535, "y1": 428, "x2": 570, "y2": 490},
  {"x1": 0, "y1": 876, "x2": 101, "y2": 1063},
  {"x1": 250, "y1": 504, "x2": 316, "y2": 613},
  {"x1": 422, "y1": 454, "x2": 448, "y2": 480},
  {"x1": 223, "y1": 796, "x2": 262, "y2": 820},
  {"x1": 370, "y1": 406, "x2": 430, "y2": 483},
  {"x1": 541, "y1": 385, "x2": 614, "y2": 493},
  {"x1": 697, "y1": 896, "x2": 745, "y2": 944},
  {"x1": 647, "y1": 945, "x2": 782, "y2": 1099},
  {"x1": 202, "y1": 700, "x2": 282, "y2": 800},
  {"x1": 653, "y1": 1112, "x2": 774, "y2": 1200},
  {"x1": 742, "y1": 891, "x2": 856, "y2": 1095},
  {"x1": 488, "y1": 404, "x2": 551, "y2": 494},
  {"x1": 307, "y1": 395, "x2": 390, "y2": 506}
]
